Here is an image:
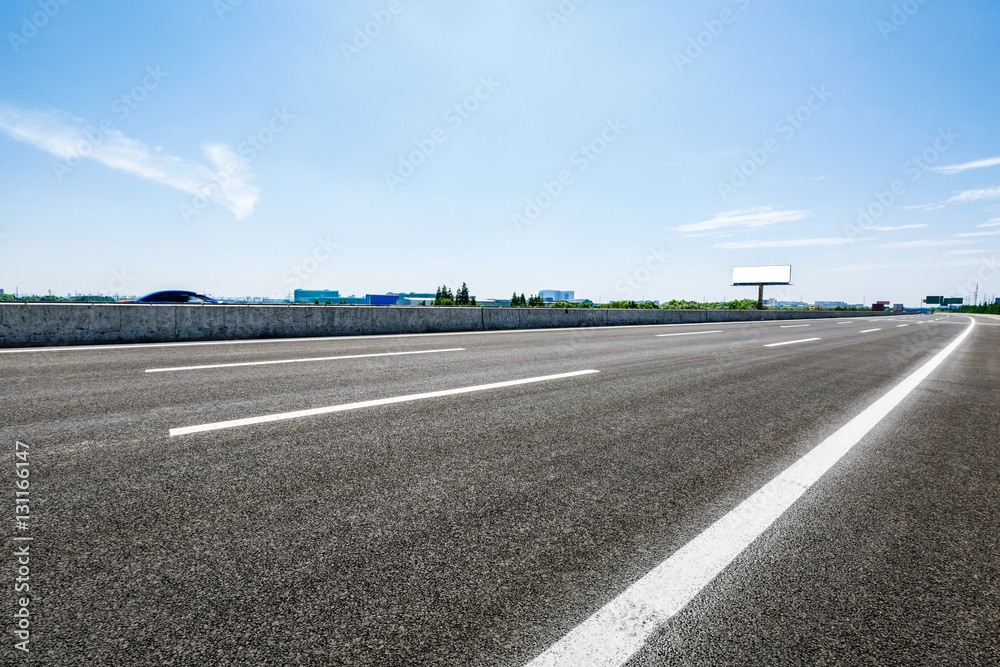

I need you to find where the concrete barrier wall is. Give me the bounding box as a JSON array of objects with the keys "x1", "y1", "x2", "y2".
[{"x1": 0, "y1": 303, "x2": 903, "y2": 348}]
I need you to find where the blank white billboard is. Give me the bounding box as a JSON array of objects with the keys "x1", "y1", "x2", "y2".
[{"x1": 732, "y1": 265, "x2": 792, "y2": 285}]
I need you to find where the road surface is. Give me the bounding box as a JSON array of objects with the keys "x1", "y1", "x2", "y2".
[{"x1": 2, "y1": 313, "x2": 996, "y2": 665}]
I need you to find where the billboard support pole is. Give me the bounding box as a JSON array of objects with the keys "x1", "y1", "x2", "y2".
[{"x1": 757, "y1": 284, "x2": 764, "y2": 310}]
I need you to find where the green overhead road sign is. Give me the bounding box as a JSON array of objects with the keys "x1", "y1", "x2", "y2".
[
  {"x1": 943, "y1": 297, "x2": 964, "y2": 305},
  {"x1": 925, "y1": 296, "x2": 943, "y2": 304}
]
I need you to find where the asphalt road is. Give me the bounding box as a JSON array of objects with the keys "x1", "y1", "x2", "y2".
[{"x1": 1, "y1": 314, "x2": 996, "y2": 665}]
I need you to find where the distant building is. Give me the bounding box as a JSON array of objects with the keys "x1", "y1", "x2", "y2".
[
  {"x1": 388, "y1": 292, "x2": 435, "y2": 306},
  {"x1": 763, "y1": 298, "x2": 778, "y2": 307},
  {"x1": 294, "y1": 289, "x2": 339, "y2": 303},
  {"x1": 814, "y1": 301, "x2": 849, "y2": 309},
  {"x1": 390, "y1": 292, "x2": 435, "y2": 300},
  {"x1": 777, "y1": 300, "x2": 809, "y2": 308},
  {"x1": 539, "y1": 289, "x2": 574, "y2": 302}
]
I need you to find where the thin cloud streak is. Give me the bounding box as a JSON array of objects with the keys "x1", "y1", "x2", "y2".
[
  {"x1": 673, "y1": 207, "x2": 809, "y2": 233},
  {"x1": 944, "y1": 185, "x2": 1000, "y2": 204},
  {"x1": 904, "y1": 185, "x2": 1000, "y2": 212},
  {"x1": 955, "y1": 230, "x2": 1000, "y2": 237},
  {"x1": 0, "y1": 103, "x2": 259, "y2": 218},
  {"x1": 933, "y1": 156, "x2": 1000, "y2": 174},
  {"x1": 880, "y1": 239, "x2": 980, "y2": 248},
  {"x1": 829, "y1": 257, "x2": 999, "y2": 271},
  {"x1": 715, "y1": 237, "x2": 870, "y2": 250},
  {"x1": 868, "y1": 224, "x2": 929, "y2": 231}
]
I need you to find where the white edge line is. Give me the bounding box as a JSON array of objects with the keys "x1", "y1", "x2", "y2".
[
  {"x1": 145, "y1": 347, "x2": 466, "y2": 373},
  {"x1": 763, "y1": 337, "x2": 821, "y2": 347},
  {"x1": 655, "y1": 331, "x2": 723, "y2": 337},
  {"x1": 779, "y1": 324, "x2": 810, "y2": 328},
  {"x1": 859, "y1": 328, "x2": 882, "y2": 333},
  {"x1": 524, "y1": 317, "x2": 976, "y2": 667},
  {"x1": 169, "y1": 369, "x2": 599, "y2": 436}
]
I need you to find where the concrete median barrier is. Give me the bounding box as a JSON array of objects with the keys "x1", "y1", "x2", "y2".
[{"x1": 0, "y1": 303, "x2": 902, "y2": 348}]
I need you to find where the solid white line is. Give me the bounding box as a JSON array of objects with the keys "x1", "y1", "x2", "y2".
[
  {"x1": 525, "y1": 317, "x2": 976, "y2": 667},
  {"x1": 169, "y1": 369, "x2": 600, "y2": 436},
  {"x1": 896, "y1": 324, "x2": 910, "y2": 328},
  {"x1": 859, "y1": 328, "x2": 882, "y2": 333},
  {"x1": 145, "y1": 347, "x2": 465, "y2": 373},
  {"x1": 779, "y1": 324, "x2": 810, "y2": 328},
  {"x1": 763, "y1": 337, "x2": 821, "y2": 347},
  {"x1": 655, "y1": 331, "x2": 723, "y2": 337}
]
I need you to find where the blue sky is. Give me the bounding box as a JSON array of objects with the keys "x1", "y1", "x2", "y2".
[{"x1": 2, "y1": 0, "x2": 999, "y2": 305}]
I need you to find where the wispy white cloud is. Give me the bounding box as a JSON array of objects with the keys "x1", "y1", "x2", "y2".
[
  {"x1": 673, "y1": 206, "x2": 808, "y2": 233},
  {"x1": 829, "y1": 257, "x2": 998, "y2": 271},
  {"x1": 946, "y1": 249, "x2": 996, "y2": 255},
  {"x1": 802, "y1": 175, "x2": 829, "y2": 182},
  {"x1": 715, "y1": 237, "x2": 870, "y2": 250},
  {"x1": 880, "y1": 239, "x2": 980, "y2": 248},
  {"x1": 932, "y1": 156, "x2": 1000, "y2": 174},
  {"x1": 867, "y1": 224, "x2": 929, "y2": 231},
  {"x1": 955, "y1": 230, "x2": 1000, "y2": 237},
  {"x1": 944, "y1": 185, "x2": 1000, "y2": 204},
  {"x1": 0, "y1": 103, "x2": 258, "y2": 218},
  {"x1": 977, "y1": 218, "x2": 1000, "y2": 228},
  {"x1": 904, "y1": 185, "x2": 1000, "y2": 212}
]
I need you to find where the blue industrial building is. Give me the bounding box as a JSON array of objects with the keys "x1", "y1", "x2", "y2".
[{"x1": 539, "y1": 289, "x2": 574, "y2": 302}]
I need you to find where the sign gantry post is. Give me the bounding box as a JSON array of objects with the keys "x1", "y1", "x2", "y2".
[{"x1": 732, "y1": 265, "x2": 793, "y2": 310}]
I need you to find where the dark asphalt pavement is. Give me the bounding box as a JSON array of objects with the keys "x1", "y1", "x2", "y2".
[{"x1": 1, "y1": 314, "x2": 995, "y2": 665}]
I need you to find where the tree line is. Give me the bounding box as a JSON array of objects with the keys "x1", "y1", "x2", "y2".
[{"x1": 960, "y1": 302, "x2": 1000, "y2": 315}]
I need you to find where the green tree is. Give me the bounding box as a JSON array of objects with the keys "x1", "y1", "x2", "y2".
[{"x1": 433, "y1": 284, "x2": 455, "y2": 306}]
